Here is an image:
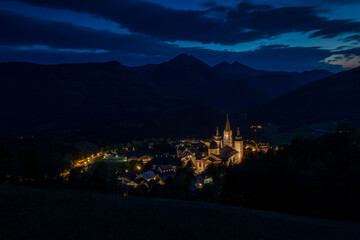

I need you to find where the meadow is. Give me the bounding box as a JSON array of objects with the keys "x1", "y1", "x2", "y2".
[{"x1": 1, "y1": 186, "x2": 359, "y2": 240}]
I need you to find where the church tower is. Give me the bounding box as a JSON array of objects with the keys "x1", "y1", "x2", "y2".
[
  {"x1": 223, "y1": 114, "x2": 233, "y2": 148},
  {"x1": 214, "y1": 126, "x2": 222, "y2": 148},
  {"x1": 234, "y1": 126, "x2": 244, "y2": 162}
]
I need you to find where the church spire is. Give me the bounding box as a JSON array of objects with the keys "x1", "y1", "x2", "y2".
[
  {"x1": 223, "y1": 114, "x2": 234, "y2": 147},
  {"x1": 225, "y1": 114, "x2": 231, "y2": 131},
  {"x1": 214, "y1": 126, "x2": 221, "y2": 140},
  {"x1": 235, "y1": 126, "x2": 242, "y2": 140}
]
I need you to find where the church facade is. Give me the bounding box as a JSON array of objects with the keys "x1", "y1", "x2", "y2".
[{"x1": 195, "y1": 115, "x2": 244, "y2": 172}]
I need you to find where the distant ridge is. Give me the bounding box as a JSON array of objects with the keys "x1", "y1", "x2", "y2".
[
  {"x1": 213, "y1": 60, "x2": 332, "y2": 97},
  {"x1": 130, "y1": 54, "x2": 333, "y2": 98},
  {"x1": 254, "y1": 66, "x2": 360, "y2": 124},
  {"x1": 0, "y1": 54, "x2": 339, "y2": 139},
  {"x1": 214, "y1": 61, "x2": 268, "y2": 76},
  {"x1": 0, "y1": 56, "x2": 267, "y2": 138}
]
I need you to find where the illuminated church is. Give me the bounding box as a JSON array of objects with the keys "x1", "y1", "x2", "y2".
[{"x1": 195, "y1": 114, "x2": 244, "y2": 172}]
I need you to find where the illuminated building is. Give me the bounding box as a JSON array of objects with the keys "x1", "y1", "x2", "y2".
[{"x1": 195, "y1": 114, "x2": 244, "y2": 172}]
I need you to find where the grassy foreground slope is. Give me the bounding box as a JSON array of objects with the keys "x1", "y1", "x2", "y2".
[{"x1": 0, "y1": 186, "x2": 359, "y2": 240}]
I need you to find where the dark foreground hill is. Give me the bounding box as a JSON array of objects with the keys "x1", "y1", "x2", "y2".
[
  {"x1": 1, "y1": 186, "x2": 359, "y2": 240},
  {"x1": 254, "y1": 66, "x2": 360, "y2": 125}
]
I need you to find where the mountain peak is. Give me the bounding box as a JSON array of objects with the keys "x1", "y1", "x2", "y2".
[
  {"x1": 231, "y1": 61, "x2": 246, "y2": 66},
  {"x1": 214, "y1": 61, "x2": 257, "y2": 75},
  {"x1": 231, "y1": 61, "x2": 255, "y2": 70},
  {"x1": 166, "y1": 54, "x2": 208, "y2": 67},
  {"x1": 217, "y1": 61, "x2": 230, "y2": 66}
]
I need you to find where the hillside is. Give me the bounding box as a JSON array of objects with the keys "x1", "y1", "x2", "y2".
[
  {"x1": 0, "y1": 61, "x2": 144, "y2": 137},
  {"x1": 132, "y1": 54, "x2": 268, "y2": 111},
  {"x1": 0, "y1": 54, "x2": 336, "y2": 140},
  {"x1": 254, "y1": 66, "x2": 360, "y2": 124},
  {"x1": 213, "y1": 62, "x2": 332, "y2": 97},
  {"x1": 0, "y1": 56, "x2": 266, "y2": 140},
  {"x1": 1, "y1": 186, "x2": 359, "y2": 240}
]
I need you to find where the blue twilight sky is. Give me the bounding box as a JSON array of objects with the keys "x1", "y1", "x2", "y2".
[{"x1": 1, "y1": 0, "x2": 360, "y2": 71}]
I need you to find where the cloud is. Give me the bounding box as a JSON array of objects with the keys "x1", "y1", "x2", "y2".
[
  {"x1": 344, "y1": 35, "x2": 360, "y2": 42},
  {"x1": 11, "y1": 0, "x2": 360, "y2": 45},
  {"x1": 0, "y1": 2, "x2": 355, "y2": 71},
  {"x1": 300, "y1": 0, "x2": 360, "y2": 5},
  {"x1": 227, "y1": 3, "x2": 360, "y2": 40},
  {"x1": 199, "y1": 1, "x2": 218, "y2": 8},
  {"x1": 9, "y1": 0, "x2": 252, "y2": 45},
  {"x1": 325, "y1": 45, "x2": 360, "y2": 68},
  {"x1": 323, "y1": 54, "x2": 360, "y2": 68},
  {"x1": 0, "y1": 45, "x2": 170, "y2": 65},
  {"x1": 16, "y1": 44, "x2": 109, "y2": 53},
  {"x1": 0, "y1": 10, "x2": 178, "y2": 55},
  {"x1": 0, "y1": 10, "x2": 340, "y2": 72}
]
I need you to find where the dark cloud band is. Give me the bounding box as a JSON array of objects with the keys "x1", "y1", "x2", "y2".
[{"x1": 11, "y1": 0, "x2": 360, "y2": 45}]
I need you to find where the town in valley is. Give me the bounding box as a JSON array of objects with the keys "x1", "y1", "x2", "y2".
[{"x1": 60, "y1": 115, "x2": 270, "y2": 195}]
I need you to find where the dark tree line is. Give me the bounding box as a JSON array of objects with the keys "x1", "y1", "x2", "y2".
[
  {"x1": 0, "y1": 138, "x2": 79, "y2": 185},
  {"x1": 221, "y1": 123, "x2": 360, "y2": 221}
]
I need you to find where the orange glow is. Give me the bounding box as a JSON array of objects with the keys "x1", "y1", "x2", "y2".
[
  {"x1": 60, "y1": 170, "x2": 70, "y2": 178},
  {"x1": 250, "y1": 125, "x2": 263, "y2": 129}
]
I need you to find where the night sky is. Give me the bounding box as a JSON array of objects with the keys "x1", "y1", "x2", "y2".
[{"x1": 1, "y1": 0, "x2": 360, "y2": 71}]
